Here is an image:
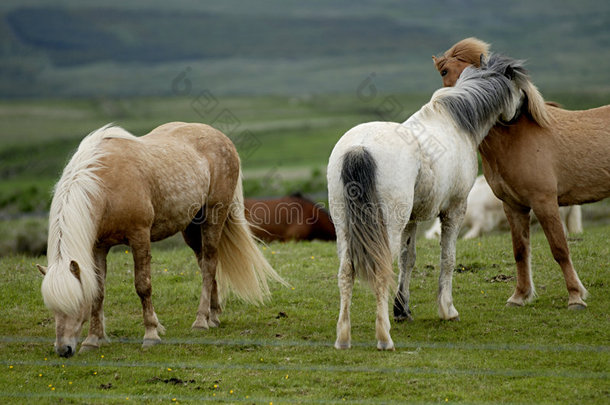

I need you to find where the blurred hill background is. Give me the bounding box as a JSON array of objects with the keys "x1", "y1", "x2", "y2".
[{"x1": 1, "y1": 0, "x2": 609, "y2": 98}]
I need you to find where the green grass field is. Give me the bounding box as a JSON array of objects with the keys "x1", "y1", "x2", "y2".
[{"x1": 0, "y1": 225, "x2": 608, "y2": 404}]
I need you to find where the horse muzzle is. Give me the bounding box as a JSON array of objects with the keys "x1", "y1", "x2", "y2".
[
  {"x1": 55, "y1": 344, "x2": 75, "y2": 358},
  {"x1": 55, "y1": 341, "x2": 76, "y2": 358}
]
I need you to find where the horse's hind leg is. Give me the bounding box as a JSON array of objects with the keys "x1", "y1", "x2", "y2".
[
  {"x1": 335, "y1": 246, "x2": 355, "y2": 349},
  {"x1": 531, "y1": 200, "x2": 588, "y2": 309},
  {"x1": 394, "y1": 222, "x2": 417, "y2": 322},
  {"x1": 186, "y1": 206, "x2": 227, "y2": 330},
  {"x1": 438, "y1": 204, "x2": 465, "y2": 320},
  {"x1": 80, "y1": 246, "x2": 110, "y2": 353},
  {"x1": 131, "y1": 231, "x2": 165, "y2": 347},
  {"x1": 503, "y1": 203, "x2": 535, "y2": 306},
  {"x1": 374, "y1": 275, "x2": 394, "y2": 351}
]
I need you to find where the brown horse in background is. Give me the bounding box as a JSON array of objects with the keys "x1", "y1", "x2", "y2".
[
  {"x1": 434, "y1": 38, "x2": 610, "y2": 309},
  {"x1": 244, "y1": 193, "x2": 336, "y2": 242}
]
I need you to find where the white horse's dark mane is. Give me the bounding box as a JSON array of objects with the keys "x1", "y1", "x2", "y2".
[{"x1": 435, "y1": 54, "x2": 529, "y2": 137}]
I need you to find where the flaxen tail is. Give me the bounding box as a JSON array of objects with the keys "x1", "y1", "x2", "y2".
[
  {"x1": 216, "y1": 170, "x2": 287, "y2": 304},
  {"x1": 340, "y1": 147, "x2": 394, "y2": 289}
]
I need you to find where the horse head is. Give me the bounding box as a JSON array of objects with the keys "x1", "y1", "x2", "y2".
[
  {"x1": 436, "y1": 39, "x2": 551, "y2": 128},
  {"x1": 39, "y1": 260, "x2": 91, "y2": 357},
  {"x1": 433, "y1": 37, "x2": 490, "y2": 87}
]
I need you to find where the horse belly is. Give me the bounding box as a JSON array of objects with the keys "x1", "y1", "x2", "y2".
[{"x1": 150, "y1": 182, "x2": 209, "y2": 240}]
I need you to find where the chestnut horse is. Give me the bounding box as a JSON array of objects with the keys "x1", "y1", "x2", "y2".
[
  {"x1": 38, "y1": 123, "x2": 284, "y2": 357},
  {"x1": 434, "y1": 38, "x2": 610, "y2": 309},
  {"x1": 244, "y1": 193, "x2": 336, "y2": 242}
]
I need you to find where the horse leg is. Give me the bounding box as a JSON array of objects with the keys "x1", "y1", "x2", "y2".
[
  {"x1": 183, "y1": 221, "x2": 209, "y2": 330},
  {"x1": 190, "y1": 205, "x2": 227, "y2": 330},
  {"x1": 80, "y1": 246, "x2": 109, "y2": 353},
  {"x1": 462, "y1": 223, "x2": 482, "y2": 240},
  {"x1": 503, "y1": 203, "x2": 535, "y2": 306},
  {"x1": 335, "y1": 248, "x2": 354, "y2": 349},
  {"x1": 393, "y1": 222, "x2": 417, "y2": 322},
  {"x1": 437, "y1": 204, "x2": 465, "y2": 320},
  {"x1": 531, "y1": 200, "x2": 588, "y2": 309},
  {"x1": 374, "y1": 273, "x2": 394, "y2": 351},
  {"x1": 131, "y1": 232, "x2": 165, "y2": 347}
]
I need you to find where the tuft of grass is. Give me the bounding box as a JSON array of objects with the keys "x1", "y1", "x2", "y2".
[{"x1": 0, "y1": 225, "x2": 608, "y2": 403}]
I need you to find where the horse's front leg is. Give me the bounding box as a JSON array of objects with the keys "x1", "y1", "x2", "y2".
[
  {"x1": 80, "y1": 246, "x2": 110, "y2": 353},
  {"x1": 531, "y1": 199, "x2": 588, "y2": 309},
  {"x1": 394, "y1": 222, "x2": 417, "y2": 322},
  {"x1": 503, "y1": 203, "x2": 535, "y2": 306},
  {"x1": 131, "y1": 233, "x2": 164, "y2": 347},
  {"x1": 438, "y1": 204, "x2": 465, "y2": 320}
]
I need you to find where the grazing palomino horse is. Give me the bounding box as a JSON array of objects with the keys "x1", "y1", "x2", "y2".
[
  {"x1": 244, "y1": 193, "x2": 336, "y2": 242},
  {"x1": 434, "y1": 38, "x2": 610, "y2": 309},
  {"x1": 424, "y1": 175, "x2": 583, "y2": 240},
  {"x1": 328, "y1": 55, "x2": 526, "y2": 350},
  {"x1": 37, "y1": 122, "x2": 284, "y2": 357}
]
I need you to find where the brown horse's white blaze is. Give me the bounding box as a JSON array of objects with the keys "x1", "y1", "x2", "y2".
[
  {"x1": 434, "y1": 38, "x2": 610, "y2": 309},
  {"x1": 39, "y1": 122, "x2": 284, "y2": 357}
]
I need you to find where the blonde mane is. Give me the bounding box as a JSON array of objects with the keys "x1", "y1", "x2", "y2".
[
  {"x1": 433, "y1": 37, "x2": 490, "y2": 71},
  {"x1": 42, "y1": 125, "x2": 135, "y2": 316}
]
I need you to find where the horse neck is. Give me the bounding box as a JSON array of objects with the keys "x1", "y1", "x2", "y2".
[{"x1": 47, "y1": 158, "x2": 104, "y2": 283}]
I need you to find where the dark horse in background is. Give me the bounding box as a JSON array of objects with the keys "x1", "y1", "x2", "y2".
[{"x1": 244, "y1": 193, "x2": 336, "y2": 242}]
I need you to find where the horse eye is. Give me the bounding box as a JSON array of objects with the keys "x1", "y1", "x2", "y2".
[{"x1": 441, "y1": 70, "x2": 448, "y2": 77}]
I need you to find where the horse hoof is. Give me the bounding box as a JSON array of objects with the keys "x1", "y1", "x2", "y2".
[
  {"x1": 568, "y1": 303, "x2": 587, "y2": 311},
  {"x1": 377, "y1": 341, "x2": 395, "y2": 351},
  {"x1": 448, "y1": 316, "x2": 460, "y2": 322},
  {"x1": 334, "y1": 341, "x2": 351, "y2": 350},
  {"x1": 79, "y1": 344, "x2": 99, "y2": 354},
  {"x1": 191, "y1": 320, "x2": 209, "y2": 330},
  {"x1": 142, "y1": 339, "x2": 161, "y2": 348},
  {"x1": 208, "y1": 320, "x2": 220, "y2": 328},
  {"x1": 394, "y1": 312, "x2": 414, "y2": 323},
  {"x1": 506, "y1": 301, "x2": 524, "y2": 308}
]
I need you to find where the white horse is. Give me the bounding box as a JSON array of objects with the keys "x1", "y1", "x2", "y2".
[
  {"x1": 424, "y1": 176, "x2": 583, "y2": 240},
  {"x1": 327, "y1": 55, "x2": 534, "y2": 350}
]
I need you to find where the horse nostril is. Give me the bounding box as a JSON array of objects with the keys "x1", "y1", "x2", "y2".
[{"x1": 59, "y1": 345, "x2": 74, "y2": 358}]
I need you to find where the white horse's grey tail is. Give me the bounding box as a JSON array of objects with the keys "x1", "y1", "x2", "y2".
[{"x1": 340, "y1": 147, "x2": 394, "y2": 288}]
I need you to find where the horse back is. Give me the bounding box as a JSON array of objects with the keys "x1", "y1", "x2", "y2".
[
  {"x1": 96, "y1": 123, "x2": 239, "y2": 244},
  {"x1": 481, "y1": 105, "x2": 610, "y2": 206}
]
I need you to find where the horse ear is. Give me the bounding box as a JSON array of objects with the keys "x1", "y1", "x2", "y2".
[
  {"x1": 36, "y1": 264, "x2": 47, "y2": 276},
  {"x1": 69, "y1": 261, "x2": 82, "y2": 282},
  {"x1": 479, "y1": 53, "x2": 486, "y2": 68},
  {"x1": 504, "y1": 65, "x2": 515, "y2": 80},
  {"x1": 432, "y1": 55, "x2": 437, "y2": 63}
]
